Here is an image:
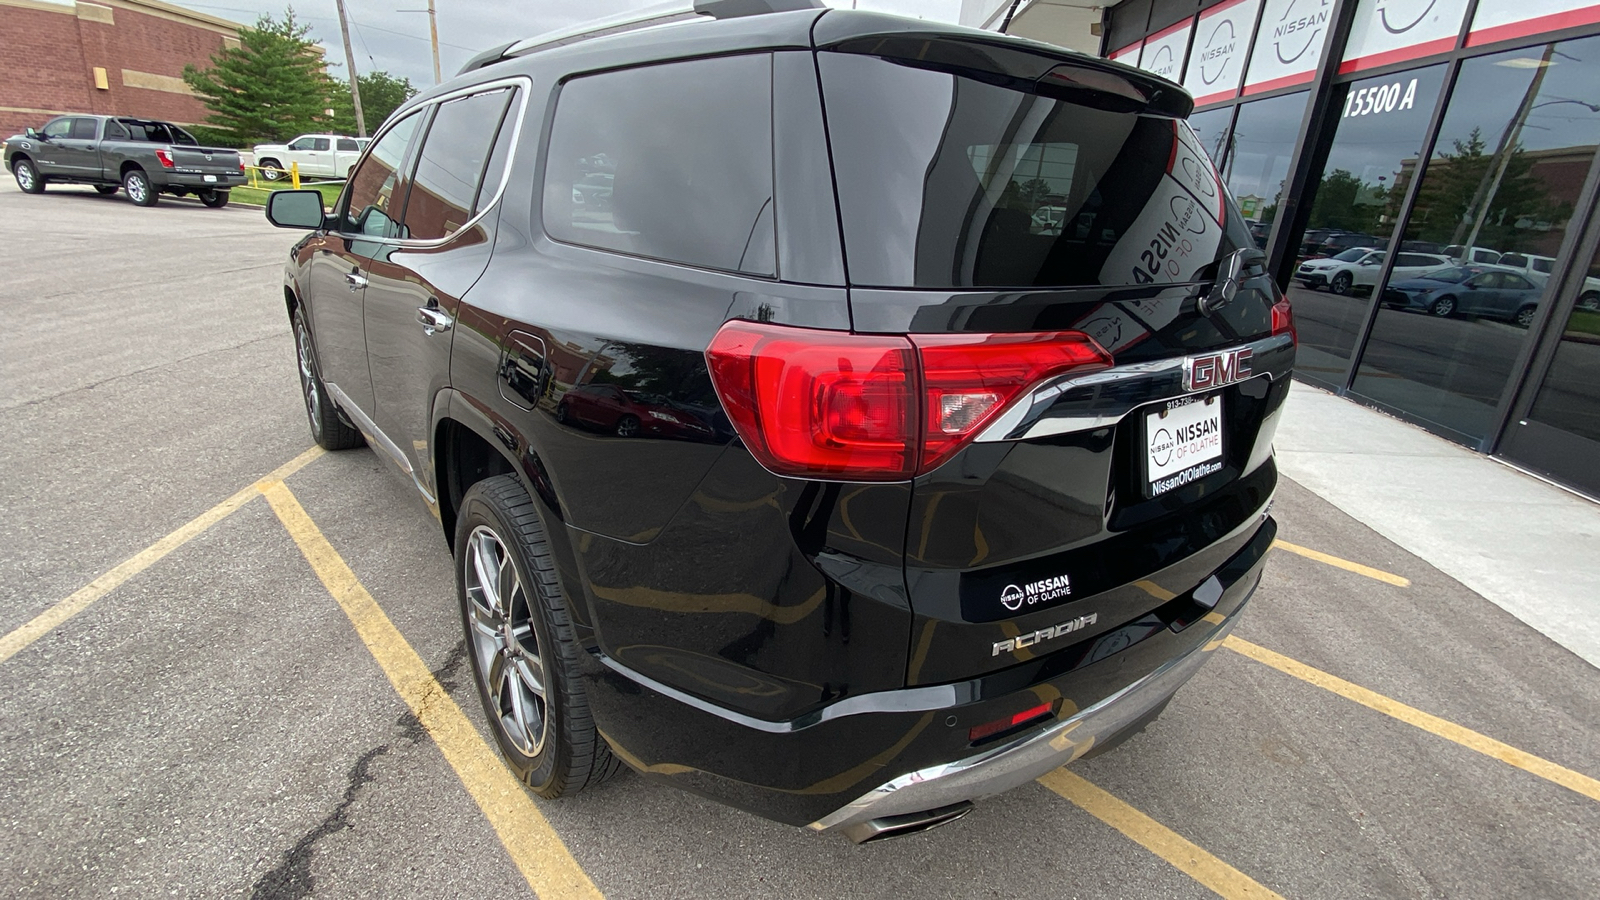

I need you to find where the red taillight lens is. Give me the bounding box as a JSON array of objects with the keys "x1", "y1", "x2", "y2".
[
  {"x1": 1271, "y1": 297, "x2": 1296, "y2": 342},
  {"x1": 705, "y1": 321, "x2": 1112, "y2": 481},
  {"x1": 239, "y1": 159, "x2": 246, "y2": 172},
  {"x1": 914, "y1": 332, "x2": 1113, "y2": 473},
  {"x1": 154, "y1": 149, "x2": 175, "y2": 169}
]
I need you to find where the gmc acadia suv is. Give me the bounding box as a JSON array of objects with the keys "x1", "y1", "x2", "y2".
[{"x1": 264, "y1": 0, "x2": 1295, "y2": 843}]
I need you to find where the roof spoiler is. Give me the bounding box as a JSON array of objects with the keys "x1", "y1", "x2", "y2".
[{"x1": 458, "y1": 0, "x2": 824, "y2": 75}]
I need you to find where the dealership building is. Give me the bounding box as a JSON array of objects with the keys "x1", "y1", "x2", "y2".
[
  {"x1": 0, "y1": 0, "x2": 243, "y2": 139},
  {"x1": 964, "y1": 0, "x2": 1600, "y2": 498}
]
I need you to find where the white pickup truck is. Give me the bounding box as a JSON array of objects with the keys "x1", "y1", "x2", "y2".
[{"x1": 251, "y1": 134, "x2": 369, "y2": 181}]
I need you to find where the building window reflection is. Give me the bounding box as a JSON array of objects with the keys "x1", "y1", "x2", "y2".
[
  {"x1": 1352, "y1": 36, "x2": 1600, "y2": 443},
  {"x1": 1224, "y1": 90, "x2": 1308, "y2": 251}
]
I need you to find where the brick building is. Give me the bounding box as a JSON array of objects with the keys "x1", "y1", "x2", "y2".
[{"x1": 0, "y1": 0, "x2": 243, "y2": 138}]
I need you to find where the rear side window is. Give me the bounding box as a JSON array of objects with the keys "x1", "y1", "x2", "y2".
[
  {"x1": 542, "y1": 54, "x2": 775, "y2": 276},
  {"x1": 105, "y1": 120, "x2": 130, "y2": 141},
  {"x1": 404, "y1": 88, "x2": 515, "y2": 241},
  {"x1": 341, "y1": 112, "x2": 421, "y2": 238},
  {"x1": 337, "y1": 138, "x2": 359, "y2": 151},
  {"x1": 818, "y1": 52, "x2": 1252, "y2": 289},
  {"x1": 70, "y1": 118, "x2": 98, "y2": 139}
]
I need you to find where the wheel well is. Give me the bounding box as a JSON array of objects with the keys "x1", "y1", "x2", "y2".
[
  {"x1": 9, "y1": 153, "x2": 29, "y2": 169},
  {"x1": 120, "y1": 161, "x2": 144, "y2": 179},
  {"x1": 435, "y1": 418, "x2": 517, "y2": 550},
  {"x1": 284, "y1": 286, "x2": 298, "y2": 322}
]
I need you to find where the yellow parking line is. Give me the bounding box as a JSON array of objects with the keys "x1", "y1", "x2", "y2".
[
  {"x1": 259, "y1": 482, "x2": 604, "y2": 900},
  {"x1": 1224, "y1": 636, "x2": 1600, "y2": 804},
  {"x1": 0, "y1": 446, "x2": 325, "y2": 664},
  {"x1": 1039, "y1": 769, "x2": 1285, "y2": 900},
  {"x1": 1272, "y1": 539, "x2": 1410, "y2": 587}
]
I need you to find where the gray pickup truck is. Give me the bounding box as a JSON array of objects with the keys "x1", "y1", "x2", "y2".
[{"x1": 3, "y1": 114, "x2": 245, "y2": 208}]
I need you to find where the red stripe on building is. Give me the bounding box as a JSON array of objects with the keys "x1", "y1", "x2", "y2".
[
  {"x1": 1193, "y1": 88, "x2": 1239, "y2": 107},
  {"x1": 1466, "y1": 4, "x2": 1600, "y2": 47},
  {"x1": 1147, "y1": 18, "x2": 1193, "y2": 43},
  {"x1": 1201, "y1": 0, "x2": 1253, "y2": 17},
  {"x1": 1243, "y1": 70, "x2": 1315, "y2": 95},
  {"x1": 1337, "y1": 35, "x2": 1459, "y2": 73}
]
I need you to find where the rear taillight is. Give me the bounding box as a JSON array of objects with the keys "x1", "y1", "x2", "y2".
[
  {"x1": 1271, "y1": 296, "x2": 1296, "y2": 343},
  {"x1": 705, "y1": 321, "x2": 1112, "y2": 481},
  {"x1": 154, "y1": 149, "x2": 174, "y2": 169},
  {"x1": 239, "y1": 159, "x2": 246, "y2": 172}
]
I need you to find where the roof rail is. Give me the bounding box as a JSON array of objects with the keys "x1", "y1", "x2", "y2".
[{"x1": 459, "y1": 0, "x2": 824, "y2": 74}]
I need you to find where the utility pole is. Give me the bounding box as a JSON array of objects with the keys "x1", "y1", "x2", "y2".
[
  {"x1": 427, "y1": 0, "x2": 441, "y2": 84},
  {"x1": 334, "y1": 0, "x2": 367, "y2": 137}
]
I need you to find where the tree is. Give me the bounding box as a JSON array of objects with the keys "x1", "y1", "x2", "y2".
[
  {"x1": 183, "y1": 8, "x2": 339, "y2": 145},
  {"x1": 1407, "y1": 129, "x2": 1567, "y2": 252},
  {"x1": 330, "y1": 71, "x2": 418, "y2": 134}
]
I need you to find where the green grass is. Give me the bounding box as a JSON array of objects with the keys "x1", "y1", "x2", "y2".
[
  {"x1": 230, "y1": 182, "x2": 343, "y2": 209},
  {"x1": 1566, "y1": 309, "x2": 1600, "y2": 338}
]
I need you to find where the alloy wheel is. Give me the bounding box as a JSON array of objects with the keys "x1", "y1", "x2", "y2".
[
  {"x1": 125, "y1": 175, "x2": 147, "y2": 204},
  {"x1": 1515, "y1": 307, "x2": 1536, "y2": 329},
  {"x1": 464, "y1": 525, "x2": 549, "y2": 757},
  {"x1": 15, "y1": 162, "x2": 35, "y2": 191},
  {"x1": 294, "y1": 316, "x2": 322, "y2": 435}
]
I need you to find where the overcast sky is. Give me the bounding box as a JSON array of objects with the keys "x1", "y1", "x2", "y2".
[{"x1": 163, "y1": 0, "x2": 964, "y2": 88}]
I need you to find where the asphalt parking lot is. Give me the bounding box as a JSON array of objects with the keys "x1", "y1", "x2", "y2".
[{"x1": 4, "y1": 180, "x2": 1600, "y2": 900}]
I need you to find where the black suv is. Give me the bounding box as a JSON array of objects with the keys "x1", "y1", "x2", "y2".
[{"x1": 265, "y1": 1, "x2": 1294, "y2": 843}]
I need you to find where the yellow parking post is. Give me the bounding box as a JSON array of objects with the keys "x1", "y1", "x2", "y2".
[{"x1": 290, "y1": 161, "x2": 300, "y2": 190}]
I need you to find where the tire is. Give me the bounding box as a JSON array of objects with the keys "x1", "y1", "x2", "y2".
[
  {"x1": 123, "y1": 168, "x2": 157, "y2": 207},
  {"x1": 1429, "y1": 295, "x2": 1456, "y2": 317},
  {"x1": 12, "y1": 158, "x2": 44, "y2": 193},
  {"x1": 1330, "y1": 271, "x2": 1353, "y2": 295},
  {"x1": 614, "y1": 415, "x2": 639, "y2": 438},
  {"x1": 1514, "y1": 306, "x2": 1536, "y2": 329},
  {"x1": 292, "y1": 308, "x2": 363, "y2": 450},
  {"x1": 456, "y1": 475, "x2": 623, "y2": 798},
  {"x1": 1578, "y1": 292, "x2": 1599, "y2": 312},
  {"x1": 200, "y1": 189, "x2": 229, "y2": 209},
  {"x1": 259, "y1": 159, "x2": 284, "y2": 181},
  {"x1": 94, "y1": 185, "x2": 118, "y2": 195},
  {"x1": 554, "y1": 401, "x2": 570, "y2": 424}
]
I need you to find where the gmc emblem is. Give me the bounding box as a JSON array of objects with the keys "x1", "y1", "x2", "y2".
[{"x1": 1184, "y1": 348, "x2": 1253, "y2": 392}]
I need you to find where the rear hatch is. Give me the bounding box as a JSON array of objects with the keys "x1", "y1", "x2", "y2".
[{"x1": 813, "y1": 27, "x2": 1295, "y2": 685}]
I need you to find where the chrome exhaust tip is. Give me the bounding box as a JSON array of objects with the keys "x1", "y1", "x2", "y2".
[{"x1": 841, "y1": 801, "x2": 974, "y2": 844}]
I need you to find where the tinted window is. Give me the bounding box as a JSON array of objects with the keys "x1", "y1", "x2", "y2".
[
  {"x1": 1224, "y1": 91, "x2": 1307, "y2": 235},
  {"x1": 312, "y1": 137, "x2": 330, "y2": 151},
  {"x1": 1505, "y1": 274, "x2": 1533, "y2": 290},
  {"x1": 1185, "y1": 106, "x2": 1234, "y2": 167},
  {"x1": 1500, "y1": 253, "x2": 1529, "y2": 267},
  {"x1": 405, "y1": 89, "x2": 513, "y2": 241},
  {"x1": 474, "y1": 90, "x2": 520, "y2": 215},
  {"x1": 341, "y1": 112, "x2": 421, "y2": 239},
  {"x1": 819, "y1": 52, "x2": 1251, "y2": 288},
  {"x1": 543, "y1": 54, "x2": 774, "y2": 276},
  {"x1": 337, "y1": 138, "x2": 359, "y2": 152},
  {"x1": 70, "y1": 118, "x2": 97, "y2": 139},
  {"x1": 105, "y1": 120, "x2": 130, "y2": 141}
]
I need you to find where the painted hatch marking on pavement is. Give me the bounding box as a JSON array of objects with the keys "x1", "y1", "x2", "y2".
[
  {"x1": 260, "y1": 481, "x2": 605, "y2": 900},
  {"x1": 1039, "y1": 769, "x2": 1287, "y2": 900},
  {"x1": 1271, "y1": 539, "x2": 1411, "y2": 587},
  {"x1": 0, "y1": 446, "x2": 325, "y2": 664},
  {"x1": 1224, "y1": 635, "x2": 1600, "y2": 804}
]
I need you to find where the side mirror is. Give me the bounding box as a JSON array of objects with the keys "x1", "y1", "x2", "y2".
[
  {"x1": 26, "y1": 127, "x2": 43, "y2": 141},
  {"x1": 266, "y1": 189, "x2": 327, "y2": 230}
]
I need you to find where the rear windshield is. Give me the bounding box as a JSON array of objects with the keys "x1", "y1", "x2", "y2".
[{"x1": 818, "y1": 52, "x2": 1251, "y2": 289}]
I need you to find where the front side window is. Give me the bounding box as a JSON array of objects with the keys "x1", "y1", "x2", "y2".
[
  {"x1": 289, "y1": 137, "x2": 313, "y2": 150},
  {"x1": 41, "y1": 118, "x2": 72, "y2": 139},
  {"x1": 403, "y1": 88, "x2": 514, "y2": 241},
  {"x1": 542, "y1": 54, "x2": 775, "y2": 276},
  {"x1": 340, "y1": 112, "x2": 422, "y2": 239}
]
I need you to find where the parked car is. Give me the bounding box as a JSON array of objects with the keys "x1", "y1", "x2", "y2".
[
  {"x1": 1384, "y1": 266, "x2": 1543, "y2": 325},
  {"x1": 251, "y1": 133, "x2": 369, "y2": 180},
  {"x1": 555, "y1": 383, "x2": 716, "y2": 441},
  {"x1": 1317, "y1": 231, "x2": 1386, "y2": 257},
  {"x1": 4, "y1": 114, "x2": 244, "y2": 206},
  {"x1": 1444, "y1": 244, "x2": 1502, "y2": 265},
  {"x1": 263, "y1": 2, "x2": 1293, "y2": 843},
  {"x1": 1295, "y1": 249, "x2": 1452, "y2": 295}
]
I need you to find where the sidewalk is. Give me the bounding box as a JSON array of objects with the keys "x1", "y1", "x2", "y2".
[{"x1": 1273, "y1": 381, "x2": 1600, "y2": 670}]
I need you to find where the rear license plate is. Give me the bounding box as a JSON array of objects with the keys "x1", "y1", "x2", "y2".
[
  {"x1": 203, "y1": 174, "x2": 217, "y2": 183},
  {"x1": 1145, "y1": 394, "x2": 1223, "y2": 496}
]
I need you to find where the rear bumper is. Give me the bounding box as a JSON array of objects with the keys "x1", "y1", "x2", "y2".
[
  {"x1": 159, "y1": 172, "x2": 246, "y2": 189},
  {"x1": 585, "y1": 515, "x2": 1274, "y2": 830},
  {"x1": 810, "y1": 590, "x2": 1243, "y2": 841}
]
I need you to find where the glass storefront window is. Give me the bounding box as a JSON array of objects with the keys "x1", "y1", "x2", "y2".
[
  {"x1": 1352, "y1": 35, "x2": 1600, "y2": 442},
  {"x1": 1224, "y1": 90, "x2": 1308, "y2": 249},
  {"x1": 1527, "y1": 250, "x2": 1600, "y2": 441},
  {"x1": 1291, "y1": 65, "x2": 1446, "y2": 385},
  {"x1": 1186, "y1": 106, "x2": 1235, "y2": 168}
]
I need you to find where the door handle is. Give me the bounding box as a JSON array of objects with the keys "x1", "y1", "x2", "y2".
[
  {"x1": 345, "y1": 271, "x2": 367, "y2": 291},
  {"x1": 417, "y1": 305, "x2": 453, "y2": 335}
]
